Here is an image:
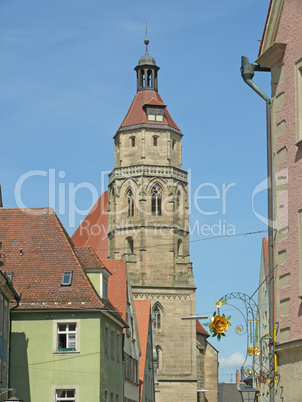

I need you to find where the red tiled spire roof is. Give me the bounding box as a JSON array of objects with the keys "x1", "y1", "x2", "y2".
[
  {"x1": 117, "y1": 90, "x2": 180, "y2": 133},
  {"x1": 72, "y1": 191, "x2": 108, "y2": 260},
  {"x1": 196, "y1": 319, "x2": 209, "y2": 336},
  {"x1": 0, "y1": 208, "x2": 106, "y2": 311},
  {"x1": 134, "y1": 300, "x2": 152, "y2": 401}
]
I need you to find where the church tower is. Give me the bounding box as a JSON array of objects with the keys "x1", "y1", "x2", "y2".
[{"x1": 107, "y1": 38, "x2": 198, "y2": 401}]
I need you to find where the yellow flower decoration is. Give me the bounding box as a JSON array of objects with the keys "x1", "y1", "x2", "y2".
[
  {"x1": 212, "y1": 315, "x2": 230, "y2": 334},
  {"x1": 215, "y1": 301, "x2": 222, "y2": 308},
  {"x1": 254, "y1": 346, "x2": 261, "y2": 356},
  {"x1": 248, "y1": 347, "x2": 254, "y2": 356}
]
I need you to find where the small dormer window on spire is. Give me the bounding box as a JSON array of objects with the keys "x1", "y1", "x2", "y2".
[{"x1": 146, "y1": 106, "x2": 164, "y2": 122}]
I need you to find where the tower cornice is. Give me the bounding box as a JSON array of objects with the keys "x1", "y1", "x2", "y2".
[{"x1": 108, "y1": 164, "x2": 188, "y2": 185}]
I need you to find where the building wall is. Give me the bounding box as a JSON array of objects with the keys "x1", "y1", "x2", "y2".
[
  {"x1": 256, "y1": 241, "x2": 270, "y2": 401},
  {"x1": 196, "y1": 334, "x2": 218, "y2": 402},
  {"x1": 109, "y1": 121, "x2": 197, "y2": 401},
  {"x1": 141, "y1": 317, "x2": 155, "y2": 402},
  {"x1": 86, "y1": 265, "x2": 140, "y2": 401},
  {"x1": 10, "y1": 311, "x2": 123, "y2": 402},
  {"x1": 257, "y1": 0, "x2": 302, "y2": 399},
  {"x1": 204, "y1": 341, "x2": 218, "y2": 402},
  {"x1": 155, "y1": 381, "x2": 197, "y2": 401},
  {"x1": 114, "y1": 129, "x2": 182, "y2": 169},
  {"x1": 124, "y1": 276, "x2": 140, "y2": 402}
]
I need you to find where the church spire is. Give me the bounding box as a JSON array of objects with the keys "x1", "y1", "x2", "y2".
[
  {"x1": 145, "y1": 22, "x2": 149, "y2": 54},
  {"x1": 134, "y1": 31, "x2": 160, "y2": 92}
]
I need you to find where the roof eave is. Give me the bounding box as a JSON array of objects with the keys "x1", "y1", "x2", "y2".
[
  {"x1": 256, "y1": 42, "x2": 286, "y2": 69},
  {"x1": 258, "y1": 0, "x2": 285, "y2": 57},
  {"x1": 114, "y1": 123, "x2": 183, "y2": 138}
]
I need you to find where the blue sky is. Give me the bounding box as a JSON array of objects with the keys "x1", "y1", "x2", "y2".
[{"x1": 1, "y1": 0, "x2": 271, "y2": 380}]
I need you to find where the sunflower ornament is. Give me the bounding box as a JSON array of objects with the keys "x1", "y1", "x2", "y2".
[{"x1": 203, "y1": 300, "x2": 231, "y2": 341}]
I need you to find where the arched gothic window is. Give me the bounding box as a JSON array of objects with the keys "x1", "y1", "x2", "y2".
[
  {"x1": 152, "y1": 303, "x2": 162, "y2": 332},
  {"x1": 177, "y1": 239, "x2": 183, "y2": 256},
  {"x1": 127, "y1": 189, "x2": 134, "y2": 217},
  {"x1": 151, "y1": 184, "x2": 162, "y2": 216},
  {"x1": 156, "y1": 345, "x2": 162, "y2": 370},
  {"x1": 126, "y1": 237, "x2": 134, "y2": 254}
]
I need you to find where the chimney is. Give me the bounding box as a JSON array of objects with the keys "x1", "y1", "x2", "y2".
[{"x1": 236, "y1": 370, "x2": 240, "y2": 388}]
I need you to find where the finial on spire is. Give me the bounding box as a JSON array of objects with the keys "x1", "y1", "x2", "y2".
[{"x1": 144, "y1": 22, "x2": 149, "y2": 54}]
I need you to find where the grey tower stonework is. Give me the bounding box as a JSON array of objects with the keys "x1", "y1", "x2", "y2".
[{"x1": 107, "y1": 41, "x2": 198, "y2": 401}]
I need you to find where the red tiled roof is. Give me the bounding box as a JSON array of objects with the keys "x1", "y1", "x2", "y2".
[
  {"x1": 72, "y1": 191, "x2": 108, "y2": 260},
  {"x1": 104, "y1": 259, "x2": 127, "y2": 322},
  {"x1": 117, "y1": 90, "x2": 180, "y2": 133},
  {"x1": 134, "y1": 300, "x2": 152, "y2": 401},
  {"x1": 196, "y1": 319, "x2": 209, "y2": 336},
  {"x1": 0, "y1": 208, "x2": 105, "y2": 311},
  {"x1": 74, "y1": 246, "x2": 106, "y2": 270}
]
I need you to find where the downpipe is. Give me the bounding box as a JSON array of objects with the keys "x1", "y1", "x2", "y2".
[{"x1": 241, "y1": 56, "x2": 275, "y2": 402}]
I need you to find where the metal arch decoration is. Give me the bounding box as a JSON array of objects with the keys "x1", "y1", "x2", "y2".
[{"x1": 217, "y1": 292, "x2": 274, "y2": 387}]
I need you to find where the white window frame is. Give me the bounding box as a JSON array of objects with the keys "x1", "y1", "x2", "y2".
[
  {"x1": 52, "y1": 385, "x2": 79, "y2": 402},
  {"x1": 53, "y1": 319, "x2": 80, "y2": 354}
]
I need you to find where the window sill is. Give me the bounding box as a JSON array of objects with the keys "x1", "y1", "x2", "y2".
[{"x1": 54, "y1": 350, "x2": 79, "y2": 355}]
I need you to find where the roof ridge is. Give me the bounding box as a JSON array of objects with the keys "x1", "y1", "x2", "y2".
[{"x1": 0, "y1": 206, "x2": 54, "y2": 212}]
